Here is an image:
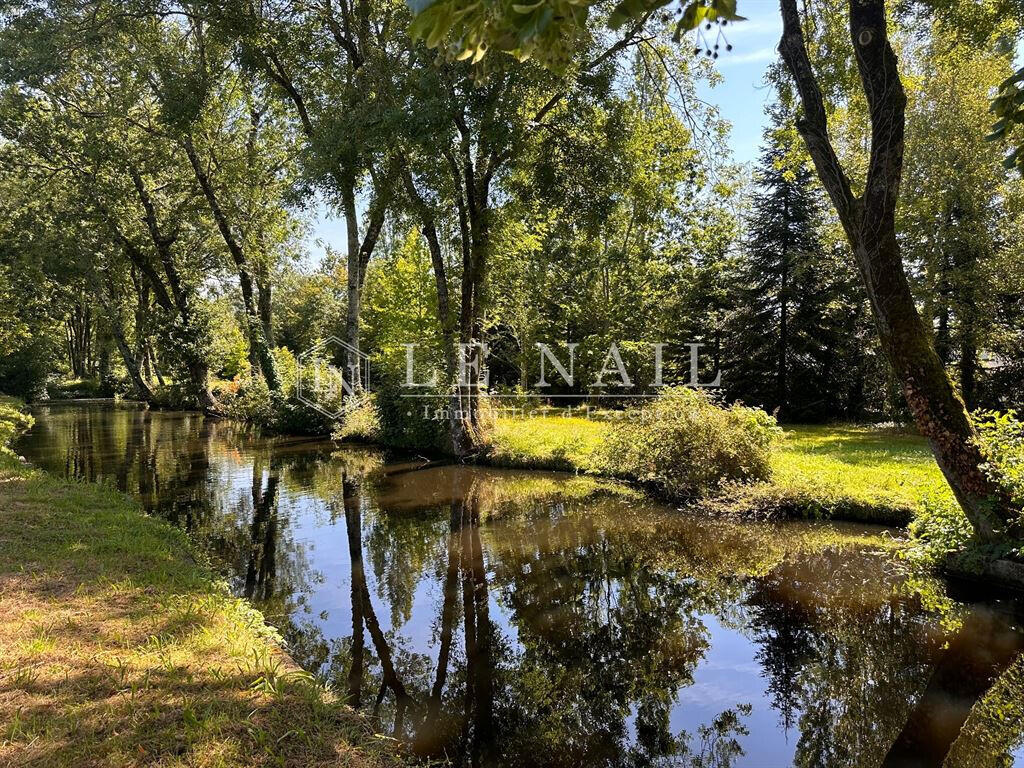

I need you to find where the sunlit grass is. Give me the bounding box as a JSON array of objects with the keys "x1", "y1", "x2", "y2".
[
  {"x1": 0, "y1": 395, "x2": 401, "y2": 768},
  {"x1": 491, "y1": 414, "x2": 607, "y2": 471},
  {"x1": 491, "y1": 413, "x2": 951, "y2": 524},
  {"x1": 764, "y1": 424, "x2": 951, "y2": 522}
]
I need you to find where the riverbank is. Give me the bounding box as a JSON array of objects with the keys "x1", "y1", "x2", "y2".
[
  {"x1": 489, "y1": 415, "x2": 949, "y2": 525},
  {"x1": 0, "y1": 396, "x2": 402, "y2": 768}
]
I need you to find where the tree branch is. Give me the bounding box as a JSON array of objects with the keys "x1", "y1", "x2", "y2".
[{"x1": 777, "y1": 0, "x2": 859, "y2": 234}]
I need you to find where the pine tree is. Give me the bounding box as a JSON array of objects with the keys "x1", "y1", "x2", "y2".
[{"x1": 727, "y1": 113, "x2": 867, "y2": 421}]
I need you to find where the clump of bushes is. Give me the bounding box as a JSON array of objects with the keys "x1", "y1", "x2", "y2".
[
  {"x1": 905, "y1": 411, "x2": 1024, "y2": 568},
  {"x1": 0, "y1": 396, "x2": 33, "y2": 456},
  {"x1": 216, "y1": 348, "x2": 348, "y2": 435},
  {"x1": 372, "y1": 378, "x2": 455, "y2": 453},
  {"x1": 595, "y1": 387, "x2": 782, "y2": 499},
  {"x1": 333, "y1": 391, "x2": 382, "y2": 443}
]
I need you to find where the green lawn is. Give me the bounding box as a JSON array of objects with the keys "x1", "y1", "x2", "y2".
[
  {"x1": 756, "y1": 424, "x2": 951, "y2": 523},
  {"x1": 0, "y1": 396, "x2": 401, "y2": 768},
  {"x1": 491, "y1": 415, "x2": 950, "y2": 524}
]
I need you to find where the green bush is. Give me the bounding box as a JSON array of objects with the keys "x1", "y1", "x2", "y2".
[
  {"x1": 215, "y1": 348, "x2": 350, "y2": 436},
  {"x1": 218, "y1": 374, "x2": 276, "y2": 426},
  {"x1": 373, "y1": 379, "x2": 452, "y2": 452},
  {"x1": 975, "y1": 411, "x2": 1024, "y2": 512},
  {"x1": 333, "y1": 391, "x2": 382, "y2": 443},
  {"x1": 0, "y1": 396, "x2": 34, "y2": 455},
  {"x1": 595, "y1": 387, "x2": 782, "y2": 499},
  {"x1": 0, "y1": 340, "x2": 55, "y2": 401},
  {"x1": 906, "y1": 493, "x2": 975, "y2": 566},
  {"x1": 151, "y1": 383, "x2": 199, "y2": 410},
  {"x1": 48, "y1": 377, "x2": 107, "y2": 400}
]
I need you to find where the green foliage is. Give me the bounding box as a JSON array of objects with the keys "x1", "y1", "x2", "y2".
[
  {"x1": 217, "y1": 348, "x2": 348, "y2": 435},
  {"x1": 333, "y1": 391, "x2": 383, "y2": 443},
  {"x1": 373, "y1": 379, "x2": 453, "y2": 453},
  {"x1": 975, "y1": 410, "x2": 1024, "y2": 511},
  {"x1": 0, "y1": 395, "x2": 33, "y2": 456},
  {"x1": 988, "y1": 64, "x2": 1024, "y2": 173},
  {"x1": 273, "y1": 259, "x2": 346, "y2": 356},
  {"x1": 47, "y1": 377, "x2": 110, "y2": 400},
  {"x1": 218, "y1": 373, "x2": 277, "y2": 426},
  {"x1": 725, "y1": 107, "x2": 874, "y2": 421},
  {"x1": 595, "y1": 387, "x2": 782, "y2": 499},
  {"x1": 489, "y1": 413, "x2": 605, "y2": 471},
  {"x1": 408, "y1": 0, "x2": 742, "y2": 72},
  {"x1": 207, "y1": 299, "x2": 251, "y2": 380},
  {"x1": 902, "y1": 412, "x2": 1024, "y2": 567},
  {"x1": 906, "y1": 493, "x2": 975, "y2": 566}
]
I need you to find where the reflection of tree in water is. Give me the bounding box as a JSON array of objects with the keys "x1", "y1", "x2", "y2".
[
  {"x1": 315, "y1": 472, "x2": 751, "y2": 768},
  {"x1": 745, "y1": 550, "x2": 946, "y2": 767}
]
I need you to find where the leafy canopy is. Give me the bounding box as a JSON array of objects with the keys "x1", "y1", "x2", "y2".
[{"x1": 407, "y1": 0, "x2": 743, "y2": 73}]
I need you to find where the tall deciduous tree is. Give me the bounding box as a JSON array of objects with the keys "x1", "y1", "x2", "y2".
[{"x1": 777, "y1": 0, "x2": 1014, "y2": 539}]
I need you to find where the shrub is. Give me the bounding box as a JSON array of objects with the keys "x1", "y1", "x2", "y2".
[
  {"x1": 373, "y1": 378, "x2": 452, "y2": 452},
  {"x1": 151, "y1": 383, "x2": 200, "y2": 410},
  {"x1": 0, "y1": 396, "x2": 33, "y2": 455},
  {"x1": 216, "y1": 348, "x2": 352, "y2": 436},
  {"x1": 594, "y1": 387, "x2": 782, "y2": 499},
  {"x1": 0, "y1": 340, "x2": 54, "y2": 401},
  {"x1": 906, "y1": 493, "x2": 975, "y2": 566},
  {"x1": 218, "y1": 373, "x2": 276, "y2": 427},
  {"x1": 975, "y1": 411, "x2": 1024, "y2": 513},
  {"x1": 333, "y1": 391, "x2": 382, "y2": 443}
]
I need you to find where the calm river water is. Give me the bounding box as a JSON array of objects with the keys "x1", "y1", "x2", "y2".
[{"x1": 16, "y1": 403, "x2": 1024, "y2": 767}]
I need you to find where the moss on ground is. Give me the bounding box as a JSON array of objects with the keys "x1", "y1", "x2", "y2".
[{"x1": 0, "y1": 395, "x2": 402, "y2": 768}]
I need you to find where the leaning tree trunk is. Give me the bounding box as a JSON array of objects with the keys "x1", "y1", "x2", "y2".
[
  {"x1": 184, "y1": 137, "x2": 280, "y2": 392},
  {"x1": 127, "y1": 167, "x2": 217, "y2": 411},
  {"x1": 778, "y1": 0, "x2": 1013, "y2": 540}
]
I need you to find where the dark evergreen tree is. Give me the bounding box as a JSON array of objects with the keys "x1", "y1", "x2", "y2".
[{"x1": 725, "y1": 112, "x2": 871, "y2": 421}]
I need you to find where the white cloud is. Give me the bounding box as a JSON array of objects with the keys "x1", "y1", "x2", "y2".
[{"x1": 718, "y1": 45, "x2": 778, "y2": 66}]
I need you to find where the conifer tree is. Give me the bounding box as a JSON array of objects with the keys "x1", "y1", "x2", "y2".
[{"x1": 727, "y1": 112, "x2": 864, "y2": 420}]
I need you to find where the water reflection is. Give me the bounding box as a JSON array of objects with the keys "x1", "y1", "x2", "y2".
[{"x1": 17, "y1": 404, "x2": 1024, "y2": 767}]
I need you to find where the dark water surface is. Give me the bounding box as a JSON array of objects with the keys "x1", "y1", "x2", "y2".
[{"x1": 16, "y1": 403, "x2": 1024, "y2": 767}]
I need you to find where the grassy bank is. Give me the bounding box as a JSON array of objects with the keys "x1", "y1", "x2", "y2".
[
  {"x1": 0, "y1": 396, "x2": 401, "y2": 768},
  {"x1": 490, "y1": 415, "x2": 950, "y2": 524}
]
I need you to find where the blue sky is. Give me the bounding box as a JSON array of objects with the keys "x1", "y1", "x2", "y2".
[{"x1": 695, "y1": 1, "x2": 783, "y2": 165}]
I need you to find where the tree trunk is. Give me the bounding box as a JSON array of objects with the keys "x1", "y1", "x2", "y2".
[
  {"x1": 342, "y1": 177, "x2": 363, "y2": 392},
  {"x1": 127, "y1": 167, "x2": 217, "y2": 411},
  {"x1": 184, "y1": 137, "x2": 280, "y2": 391},
  {"x1": 401, "y1": 160, "x2": 480, "y2": 456},
  {"x1": 340, "y1": 172, "x2": 389, "y2": 395},
  {"x1": 778, "y1": 0, "x2": 1013, "y2": 541},
  {"x1": 255, "y1": 266, "x2": 274, "y2": 347},
  {"x1": 106, "y1": 302, "x2": 153, "y2": 402}
]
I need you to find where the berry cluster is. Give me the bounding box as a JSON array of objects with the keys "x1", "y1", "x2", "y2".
[{"x1": 692, "y1": 18, "x2": 733, "y2": 59}]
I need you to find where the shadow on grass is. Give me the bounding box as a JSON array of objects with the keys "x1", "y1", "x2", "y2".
[{"x1": 0, "y1": 467, "x2": 401, "y2": 768}]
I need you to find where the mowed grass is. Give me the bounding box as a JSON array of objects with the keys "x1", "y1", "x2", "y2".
[
  {"x1": 491, "y1": 414, "x2": 950, "y2": 524},
  {"x1": 767, "y1": 425, "x2": 952, "y2": 523},
  {"x1": 0, "y1": 398, "x2": 401, "y2": 768}
]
